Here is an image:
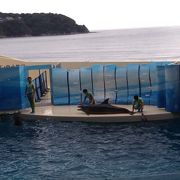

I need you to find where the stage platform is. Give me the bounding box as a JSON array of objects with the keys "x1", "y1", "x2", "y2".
[
  {"x1": 19, "y1": 104, "x2": 180, "y2": 123},
  {"x1": 1, "y1": 92, "x2": 179, "y2": 123}
]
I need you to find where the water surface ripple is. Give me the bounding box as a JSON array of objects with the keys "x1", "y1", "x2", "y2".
[
  {"x1": 0, "y1": 119, "x2": 180, "y2": 179},
  {"x1": 1, "y1": 27, "x2": 180, "y2": 61}
]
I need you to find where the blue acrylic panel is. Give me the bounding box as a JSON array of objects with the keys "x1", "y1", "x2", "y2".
[
  {"x1": 43, "y1": 71, "x2": 48, "y2": 91},
  {"x1": 149, "y1": 63, "x2": 159, "y2": 105},
  {"x1": 20, "y1": 66, "x2": 29, "y2": 109},
  {"x1": 32, "y1": 78, "x2": 39, "y2": 102},
  {"x1": 35, "y1": 77, "x2": 41, "y2": 100},
  {"x1": 116, "y1": 66, "x2": 128, "y2": 104},
  {"x1": 80, "y1": 67, "x2": 93, "y2": 102},
  {"x1": 0, "y1": 67, "x2": 22, "y2": 110},
  {"x1": 37, "y1": 76, "x2": 42, "y2": 97},
  {"x1": 51, "y1": 68, "x2": 69, "y2": 105},
  {"x1": 32, "y1": 77, "x2": 42, "y2": 102},
  {"x1": 139, "y1": 64, "x2": 151, "y2": 105},
  {"x1": 39, "y1": 73, "x2": 45, "y2": 95},
  {"x1": 165, "y1": 65, "x2": 180, "y2": 112},
  {"x1": 68, "y1": 69, "x2": 81, "y2": 104},
  {"x1": 157, "y1": 66, "x2": 166, "y2": 108},
  {"x1": 39, "y1": 71, "x2": 47, "y2": 96},
  {"x1": 104, "y1": 64, "x2": 117, "y2": 103},
  {"x1": 127, "y1": 64, "x2": 140, "y2": 104},
  {"x1": 91, "y1": 64, "x2": 105, "y2": 103}
]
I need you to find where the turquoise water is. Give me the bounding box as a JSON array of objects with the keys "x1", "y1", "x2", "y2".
[{"x1": 0, "y1": 118, "x2": 180, "y2": 179}]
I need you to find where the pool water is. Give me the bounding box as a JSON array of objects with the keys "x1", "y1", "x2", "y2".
[{"x1": 0, "y1": 117, "x2": 180, "y2": 179}]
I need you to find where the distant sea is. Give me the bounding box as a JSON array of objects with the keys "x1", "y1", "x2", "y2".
[{"x1": 0, "y1": 26, "x2": 180, "y2": 62}]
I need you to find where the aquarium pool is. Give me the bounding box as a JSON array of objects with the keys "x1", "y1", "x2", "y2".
[{"x1": 0, "y1": 117, "x2": 180, "y2": 179}]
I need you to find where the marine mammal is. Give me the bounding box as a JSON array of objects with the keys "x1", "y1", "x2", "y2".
[{"x1": 78, "y1": 98, "x2": 131, "y2": 115}]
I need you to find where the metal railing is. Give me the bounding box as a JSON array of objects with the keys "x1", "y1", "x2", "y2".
[{"x1": 32, "y1": 71, "x2": 48, "y2": 102}]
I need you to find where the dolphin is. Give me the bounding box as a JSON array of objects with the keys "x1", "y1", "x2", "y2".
[{"x1": 78, "y1": 98, "x2": 131, "y2": 115}]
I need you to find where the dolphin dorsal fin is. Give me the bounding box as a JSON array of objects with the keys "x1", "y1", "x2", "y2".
[{"x1": 101, "y1": 98, "x2": 109, "y2": 104}]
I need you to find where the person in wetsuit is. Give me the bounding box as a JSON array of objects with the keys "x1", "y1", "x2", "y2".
[
  {"x1": 25, "y1": 77, "x2": 35, "y2": 113},
  {"x1": 132, "y1": 95, "x2": 144, "y2": 113},
  {"x1": 83, "y1": 89, "x2": 95, "y2": 105}
]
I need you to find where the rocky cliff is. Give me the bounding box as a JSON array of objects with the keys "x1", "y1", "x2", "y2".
[{"x1": 0, "y1": 12, "x2": 89, "y2": 37}]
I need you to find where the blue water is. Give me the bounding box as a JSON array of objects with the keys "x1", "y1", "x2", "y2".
[{"x1": 1, "y1": 118, "x2": 180, "y2": 179}]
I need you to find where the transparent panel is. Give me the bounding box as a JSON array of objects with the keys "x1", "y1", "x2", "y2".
[
  {"x1": 165, "y1": 65, "x2": 180, "y2": 112},
  {"x1": 0, "y1": 67, "x2": 22, "y2": 110},
  {"x1": 20, "y1": 66, "x2": 29, "y2": 109},
  {"x1": 32, "y1": 79, "x2": 38, "y2": 102},
  {"x1": 104, "y1": 64, "x2": 116, "y2": 103},
  {"x1": 149, "y1": 63, "x2": 159, "y2": 105},
  {"x1": 34, "y1": 78, "x2": 41, "y2": 101},
  {"x1": 157, "y1": 66, "x2": 166, "y2": 108},
  {"x1": 68, "y1": 69, "x2": 81, "y2": 104},
  {"x1": 36, "y1": 77, "x2": 41, "y2": 98},
  {"x1": 40, "y1": 73, "x2": 45, "y2": 95},
  {"x1": 116, "y1": 66, "x2": 128, "y2": 104},
  {"x1": 139, "y1": 64, "x2": 150, "y2": 105},
  {"x1": 127, "y1": 64, "x2": 140, "y2": 104},
  {"x1": 43, "y1": 71, "x2": 48, "y2": 90},
  {"x1": 80, "y1": 67, "x2": 93, "y2": 102},
  {"x1": 92, "y1": 64, "x2": 104, "y2": 103},
  {"x1": 51, "y1": 68, "x2": 69, "y2": 105}
]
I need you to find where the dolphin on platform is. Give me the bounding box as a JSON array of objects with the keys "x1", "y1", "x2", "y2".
[{"x1": 78, "y1": 98, "x2": 131, "y2": 115}]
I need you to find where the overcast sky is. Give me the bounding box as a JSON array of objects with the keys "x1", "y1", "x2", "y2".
[{"x1": 1, "y1": 0, "x2": 180, "y2": 30}]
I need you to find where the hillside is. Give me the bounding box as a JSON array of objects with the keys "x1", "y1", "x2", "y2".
[{"x1": 0, "y1": 12, "x2": 89, "y2": 37}]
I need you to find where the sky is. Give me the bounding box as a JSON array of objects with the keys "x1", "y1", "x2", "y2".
[{"x1": 1, "y1": 0, "x2": 180, "y2": 30}]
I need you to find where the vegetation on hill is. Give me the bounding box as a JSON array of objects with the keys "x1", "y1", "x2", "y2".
[{"x1": 0, "y1": 12, "x2": 89, "y2": 37}]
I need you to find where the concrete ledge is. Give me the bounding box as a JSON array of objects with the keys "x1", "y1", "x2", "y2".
[{"x1": 19, "y1": 105, "x2": 180, "y2": 123}]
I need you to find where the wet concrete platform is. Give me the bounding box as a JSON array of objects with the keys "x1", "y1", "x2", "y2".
[
  {"x1": 1, "y1": 92, "x2": 179, "y2": 123},
  {"x1": 19, "y1": 104, "x2": 180, "y2": 123}
]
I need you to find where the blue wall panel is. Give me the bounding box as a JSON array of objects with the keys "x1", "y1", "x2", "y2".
[
  {"x1": 139, "y1": 64, "x2": 151, "y2": 105},
  {"x1": 20, "y1": 66, "x2": 29, "y2": 108},
  {"x1": 149, "y1": 63, "x2": 159, "y2": 105},
  {"x1": 92, "y1": 64, "x2": 104, "y2": 103},
  {"x1": 165, "y1": 65, "x2": 180, "y2": 112},
  {"x1": 157, "y1": 66, "x2": 166, "y2": 108},
  {"x1": 0, "y1": 65, "x2": 53, "y2": 110},
  {"x1": 149, "y1": 62, "x2": 170, "y2": 106},
  {"x1": 68, "y1": 69, "x2": 81, "y2": 104},
  {"x1": 116, "y1": 66, "x2": 128, "y2": 104},
  {"x1": 127, "y1": 64, "x2": 140, "y2": 104},
  {"x1": 51, "y1": 68, "x2": 69, "y2": 105},
  {"x1": 104, "y1": 64, "x2": 116, "y2": 103},
  {"x1": 0, "y1": 67, "x2": 22, "y2": 110},
  {"x1": 80, "y1": 67, "x2": 93, "y2": 102},
  {"x1": 35, "y1": 78, "x2": 41, "y2": 100},
  {"x1": 29, "y1": 63, "x2": 180, "y2": 113}
]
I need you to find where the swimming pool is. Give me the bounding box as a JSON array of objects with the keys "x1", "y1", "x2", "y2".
[{"x1": 0, "y1": 117, "x2": 180, "y2": 179}]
